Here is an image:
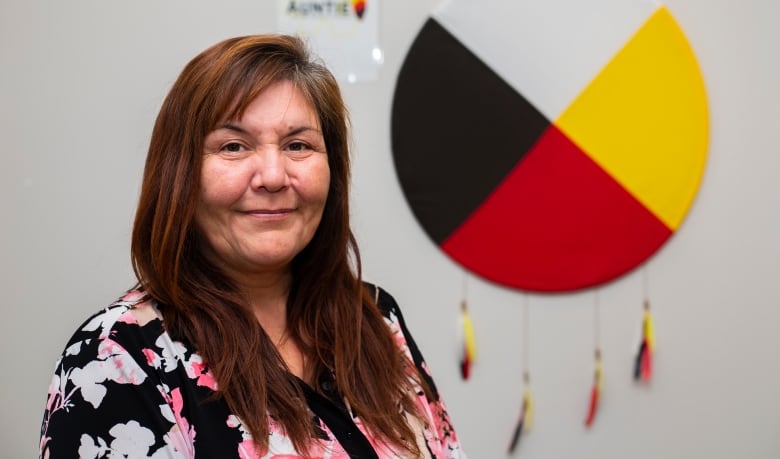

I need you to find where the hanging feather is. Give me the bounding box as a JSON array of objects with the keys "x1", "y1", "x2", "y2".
[
  {"x1": 633, "y1": 339, "x2": 646, "y2": 380},
  {"x1": 585, "y1": 349, "x2": 603, "y2": 428},
  {"x1": 507, "y1": 391, "x2": 529, "y2": 453},
  {"x1": 642, "y1": 301, "x2": 655, "y2": 380},
  {"x1": 634, "y1": 300, "x2": 655, "y2": 382},
  {"x1": 508, "y1": 373, "x2": 534, "y2": 454},
  {"x1": 459, "y1": 300, "x2": 477, "y2": 380},
  {"x1": 522, "y1": 384, "x2": 534, "y2": 431}
]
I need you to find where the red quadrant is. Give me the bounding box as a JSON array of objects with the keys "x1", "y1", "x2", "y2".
[{"x1": 441, "y1": 124, "x2": 673, "y2": 291}]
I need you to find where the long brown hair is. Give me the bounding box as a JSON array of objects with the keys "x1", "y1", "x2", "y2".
[{"x1": 131, "y1": 35, "x2": 426, "y2": 456}]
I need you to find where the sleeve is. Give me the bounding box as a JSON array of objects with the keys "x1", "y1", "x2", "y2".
[
  {"x1": 372, "y1": 285, "x2": 468, "y2": 459},
  {"x1": 373, "y1": 285, "x2": 440, "y2": 398},
  {"x1": 39, "y1": 307, "x2": 185, "y2": 459}
]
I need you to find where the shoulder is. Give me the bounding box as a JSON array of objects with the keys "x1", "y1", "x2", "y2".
[
  {"x1": 40, "y1": 290, "x2": 215, "y2": 458},
  {"x1": 64, "y1": 290, "x2": 161, "y2": 349},
  {"x1": 53, "y1": 289, "x2": 169, "y2": 386},
  {"x1": 363, "y1": 281, "x2": 442, "y2": 396},
  {"x1": 362, "y1": 281, "x2": 402, "y2": 321},
  {"x1": 361, "y1": 282, "x2": 417, "y2": 362}
]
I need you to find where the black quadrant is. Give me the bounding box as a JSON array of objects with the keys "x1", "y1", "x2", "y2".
[{"x1": 391, "y1": 18, "x2": 551, "y2": 244}]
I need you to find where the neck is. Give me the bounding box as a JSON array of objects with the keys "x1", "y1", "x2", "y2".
[
  {"x1": 233, "y1": 269, "x2": 291, "y2": 339},
  {"x1": 230, "y1": 268, "x2": 310, "y2": 382}
]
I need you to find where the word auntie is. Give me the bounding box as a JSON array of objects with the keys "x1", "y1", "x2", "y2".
[{"x1": 286, "y1": 1, "x2": 355, "y2": 17}]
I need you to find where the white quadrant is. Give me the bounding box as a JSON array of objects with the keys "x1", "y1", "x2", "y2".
[{"x1": 432, "y1": 0, "x2": 661, "y2": 120}]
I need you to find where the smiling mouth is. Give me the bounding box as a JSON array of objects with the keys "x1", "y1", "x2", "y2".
[
  {"x1": 243, "y1": 209, "x2": 294, "y2": 219},
  {"x1": 248, "y1": 209, "x2": 291, "y2": 214}
]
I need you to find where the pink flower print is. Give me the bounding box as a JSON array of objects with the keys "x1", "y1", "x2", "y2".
[
  {"x1": 44, "y1": 373, "x2": 61, "y2": 413},
  {"x1": 120, "y1": 289, "x2": 146, "y2": 304},
  {"x1": 97, "y1": 338, "x2": 147, "y2": 384},
  {"x1": 227, "y1": 415, "x2": 243, "y2": 430},
  {"x1": 40, "y1": 368, "x2": 79, "y2": 454},
  {"x1": 415, "y1": 395, "x2": 464, "y2": 459},
  {"x1": 116, "y1": 309, "x2": 139, "y2": 325},
  {"x1": 69, "y1": 338, "x2": 148, "y2": 408},
  {"x1": 269, "y1": 455, "x2": 322, "y2": 459},
  {"x1": 227, "y1": 415, "x2": 263, "y2": 459},
  {"x1": 160, "y1": 388, "x2": 196, "y2": 458},
  {"x1": 143, "y1": 348, "x2": 163, "y2": 368},
  {"x1": 156, "y1": 334, "x2": 188, "y2": 372},
  {"x1": 432, "y1": 402, "x2": 456, "y2": 442},
  {"x1": 238, "y1": 439, "x2": 260, "y2": 459},
  {"x1": 185, "y1": 355, "x2": 218, "y2": 390},
  {"x1": 132, "y1": 299, "x2": 163, "y2": 326},
  {"x1": 39, "y1": 435, "x2": 51, "y2": 458},
  {"x1": 384, "y1": 313, "x2": 413, "y2": 361},
  {"x1": 385, "y1": 312, "x2": 412, "y2": 359}
]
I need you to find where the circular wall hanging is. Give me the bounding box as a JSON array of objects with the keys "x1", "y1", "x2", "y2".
[{"x1": 391, "y1": 1, "x2": 708, "y2": 292}]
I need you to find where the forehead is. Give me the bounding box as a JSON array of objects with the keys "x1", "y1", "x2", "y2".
[{"x1": 219, "y1": 79, "x2": 319, "y2": 126}]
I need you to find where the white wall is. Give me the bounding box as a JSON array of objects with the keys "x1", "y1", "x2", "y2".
[{"x1": 2, "y1": 1, "x2": 778, "y2": 457}]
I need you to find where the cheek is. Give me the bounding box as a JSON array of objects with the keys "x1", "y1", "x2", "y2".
[
  {"x1": 199, "y1": 165, "x2": 246, "y2": 210},
  {"x1": 293, "y1": 157, "x2": 330, "y2": 203},
  {"x1": 310, "y1": 165, "x2": 331, "y2": 208}
]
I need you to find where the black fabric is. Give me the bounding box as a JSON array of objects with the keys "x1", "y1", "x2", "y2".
[
  {"x1": 374, "y1": 285, "x2": 439, "y2": 400},
  {"x1": 297, "y1": 374, "x2": 379, "y2": 459}
]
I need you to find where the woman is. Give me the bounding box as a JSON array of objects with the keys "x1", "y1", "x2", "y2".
[{"x1": 39, "y1": 35, "x2": 465, "y2": 458}]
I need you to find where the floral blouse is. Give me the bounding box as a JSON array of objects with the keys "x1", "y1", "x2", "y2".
[{"x1": 39, "y1": 285, "x2": 466, "y2": 458}]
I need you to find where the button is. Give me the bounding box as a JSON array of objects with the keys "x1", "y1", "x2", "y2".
[{"x1": 320, "y1": 379, "x2": 334, "y2": 392}]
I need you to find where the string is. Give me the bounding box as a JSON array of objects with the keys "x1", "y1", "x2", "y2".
[
  {"x1": 593, "y1": 288, "x2": 601, "y2": 353},
  {"x1": 522, "y1": 294, "x2": 530, "y2": 378},
  {"x1": 462, "y1": 269, "x2": 468, "y2": 303}
]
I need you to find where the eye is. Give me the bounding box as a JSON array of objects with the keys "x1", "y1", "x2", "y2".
[
  {"x1": 286, "y1": 141, "x2": 310, "y2": 152},
  {"x1": 221, "y1": 142, "x2": 244, "y2": 153}
]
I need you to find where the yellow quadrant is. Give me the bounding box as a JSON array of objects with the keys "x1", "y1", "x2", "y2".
[{"x1": 555, "y1": 6, "x2": 708, "y2": 230}]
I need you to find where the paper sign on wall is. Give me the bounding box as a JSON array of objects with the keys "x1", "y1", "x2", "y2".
[{"x1": 277, "y1": 0, "x2": 382, "y2": 82}]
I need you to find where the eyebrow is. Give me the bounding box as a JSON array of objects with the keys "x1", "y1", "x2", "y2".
[
  {"x1": 286, "y1": 125, "x2": 322, "y2": 136},
  {"x1": 214, "y1": 123, "x2": 322, "y2": 136},
  {"x1": 217, "y1": 123, "x2": 248, "y2": 134}
]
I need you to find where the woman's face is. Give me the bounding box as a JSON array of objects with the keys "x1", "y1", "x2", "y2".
[{"x1": 195, "y1": 80, "x2": 330, "y2": 279}]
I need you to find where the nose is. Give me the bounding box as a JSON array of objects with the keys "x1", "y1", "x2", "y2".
[{"x1": 250, "y1": 148, "x2": 290, "y2": 192}]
